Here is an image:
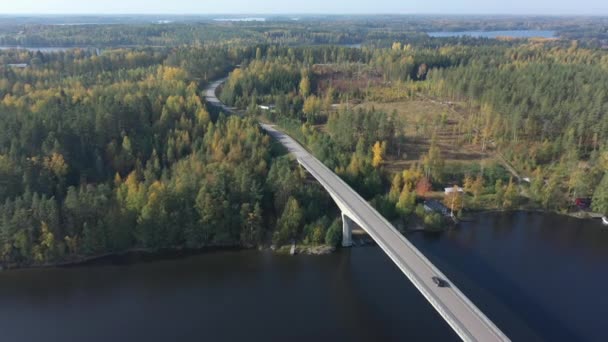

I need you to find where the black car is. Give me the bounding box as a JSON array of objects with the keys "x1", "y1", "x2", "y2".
[{"x1": 432, "y1": 276, "x2": 449, "y2": 288}]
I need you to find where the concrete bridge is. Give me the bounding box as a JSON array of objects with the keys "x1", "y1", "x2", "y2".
[{"x1": 205, "y1": 79, "x2": 510, "y2": 342}]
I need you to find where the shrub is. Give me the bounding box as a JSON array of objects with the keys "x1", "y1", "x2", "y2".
[{"x1": 325, "y1": 218, "x2": 342, "y2": 247}]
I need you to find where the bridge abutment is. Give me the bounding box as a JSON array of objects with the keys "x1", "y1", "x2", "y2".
[{"x1": 342, "y1": 213, "x2": 353, "y2": 247}]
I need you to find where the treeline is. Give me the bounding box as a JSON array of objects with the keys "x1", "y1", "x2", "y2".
[
  {"x1": 2, "y1": 16, "x2": 608, "y2": 48},
  {"x1": 0, "y1": 48, "x2": 340, "y2": 267},
  {"x1": 0, "y1": 21, "x2": 386, "y2": 48},
  {"x1": 220, "y1": 44, "x2": 477, "y2": 110},
  {"x1": 0, "y1": 23, "x2": 262, "y2": 48}
]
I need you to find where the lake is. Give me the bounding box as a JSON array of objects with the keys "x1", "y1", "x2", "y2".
[
  {"x1": 0, "y1": 46, "x2": 96, "y2": 53},
  {"x1": 0, "y1": 212, "x2": 605, "y2": 341},
  {"x1": 427, "y1": 30, "x2": 557, "y2": 39}
]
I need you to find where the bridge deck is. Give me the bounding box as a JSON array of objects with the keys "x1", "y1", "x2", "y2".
[
  {"x1": 261, "y1": 124, "x2": 509, "y2": 342},
  {"x1": 205, "y1": 78, "x2": 509, "y2": 342}
]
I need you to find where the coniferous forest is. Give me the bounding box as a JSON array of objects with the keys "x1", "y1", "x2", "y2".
[
  {"x1": 0, "y1": 47, "x2": 341, "y2": 266},
  {"x1": 1, "y1": 15, "x2": 608, "y2": 267}
]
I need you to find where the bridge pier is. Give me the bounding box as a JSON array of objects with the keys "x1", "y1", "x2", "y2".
[{"x1": 342, "y1": 213, "x2": 353, "y2": 247}]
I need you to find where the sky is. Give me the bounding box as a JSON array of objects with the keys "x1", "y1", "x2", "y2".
[{"x1": 0, "y1": 0, "x2": 607, "y2": 16}]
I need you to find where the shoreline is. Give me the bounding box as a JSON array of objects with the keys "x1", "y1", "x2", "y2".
[
  {"x1": 2, "y1": 209, "x2": 603, "y2": 272},
  {"x1": 0, "y1": 243, "x2": 342, "y2": 272},
  {"x1": 0, "y1": 244, "x2": 243, "y2": 272},
  {"x1": 465, "y1": 207, "x2": 605, "y2": 220}
]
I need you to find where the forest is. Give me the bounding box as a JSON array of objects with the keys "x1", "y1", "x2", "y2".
[
  {"x1": 1, "y1": 15, "x2": 608, "y2": 48},
  {"x1": 0, "y1": 47, "x2": 341, "y2": 267},
  {"x1": 220, "y1": 41, "x2": 608, "y2": 223},
  {"x1": 1, "y1": 16, "x2": 608, "y2": 267}
]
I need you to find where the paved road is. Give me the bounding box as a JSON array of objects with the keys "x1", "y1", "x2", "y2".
[
  {"x1": 205, "y1": 78, "x2": 510, "y2": 342},
  {"x1": 205, "y1": 77, "x2": 235, "y2": 113}
]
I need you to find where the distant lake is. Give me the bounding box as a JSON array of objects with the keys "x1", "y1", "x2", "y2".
[
  {"x1": 0, "y1": 46, "x2": 80, "y2": 52},
  {"x1": 0, "y1": 47, "x2": 104, "y2": 55},
  {"x1": 213, "y1": 18, "x2": 266, "y2": 22},
  {"x1": 428, "y1": 30, "x2": 557, "y2": 39}
]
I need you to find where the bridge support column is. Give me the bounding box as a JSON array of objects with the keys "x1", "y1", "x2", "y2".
[{"x1": 342, "y1": 213, "x2": 353, "y2": 247}]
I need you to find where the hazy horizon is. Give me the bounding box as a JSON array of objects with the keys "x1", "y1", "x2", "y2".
[
  {"x1": 0, "y1": 13, "x2": 607, "y2": 17},
  {"x1": 1, "y1": 0, "x2": 608, "y2": 16}
]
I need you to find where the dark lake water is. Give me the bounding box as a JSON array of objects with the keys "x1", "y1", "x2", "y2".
[
  {"x1": 428, "y1": 30, "x2": 557, "y2": 39},
  {"x1": 0, "y1": 212, "x2": 606, "y2": 342}
]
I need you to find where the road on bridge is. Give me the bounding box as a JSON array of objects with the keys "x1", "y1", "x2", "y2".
[{"x1": 205, "y1": 77, "x2": 510, "y2": 342}]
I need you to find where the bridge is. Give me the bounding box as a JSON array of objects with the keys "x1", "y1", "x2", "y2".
[{"x1": 205, "y1": 78, "x2": 510, "y2": 342}]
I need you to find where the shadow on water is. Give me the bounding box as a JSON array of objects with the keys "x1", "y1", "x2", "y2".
[
  {"x1": 334, "y1": 247, "x2": 459, "y2": 342},
  {"x1": 414, "y1": 228, "x2": 583, "y2": 341},
  {"x1": 61, "y1": 246, "x2": 243, "y2": 268}
]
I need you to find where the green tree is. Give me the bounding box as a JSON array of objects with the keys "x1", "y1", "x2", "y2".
[
  {"x1": 32, "y1": 222, "x2": 56, "y2": 263},
  {"x1": 494, "y1": 179, "x2": 505, "y2": 208},
  {"x1": 529, "y1": 167, "x2": 544, "y2": 202},
  {"x1": 422, "y1": 136, "x2": 444, "y2": 182},
  {"x1": 325, "y1": 219, "x2": 342, "y2": 247},
  {"x1": 592, "y1": 172, "x2": 608, "y2": 215},
  {"x1": 396, "y1": 186, "x2": 416, "y2": 217},
  {"x1": 274, "y1": 197, "x2": 303, "y2": 246},
  {"x1": 389, "y1": 173, "x2": 403, "y2": 202},
  {"x1": 82, "y1": 222, "x2": 107, "y2": 255},
  {"x1": 542, "y1": 172, "x2": 561, "y2": 209},
  {"x1": 568, "y1": 166, "x2": 592, "y2": 199},
  {"x1": 503, "y1": 177, "x2": 518, "y2": 209},
  {"x1": 240, "y1": 202, "x2": 263, "y2": 247},
  {"x1": 471, "y1": 174, "x2": 484, "y2": 205},
  {"x1": 423, "y1": 212, "x2": 443, "y2": 230}
]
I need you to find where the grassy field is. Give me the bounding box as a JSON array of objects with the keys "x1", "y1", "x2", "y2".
[
  {"x1": 352, "y1": 98, "x2": 494, "y2": 174},
  {"x1": 312, "y1": 64, "x2": 493, "y2": 172}
]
